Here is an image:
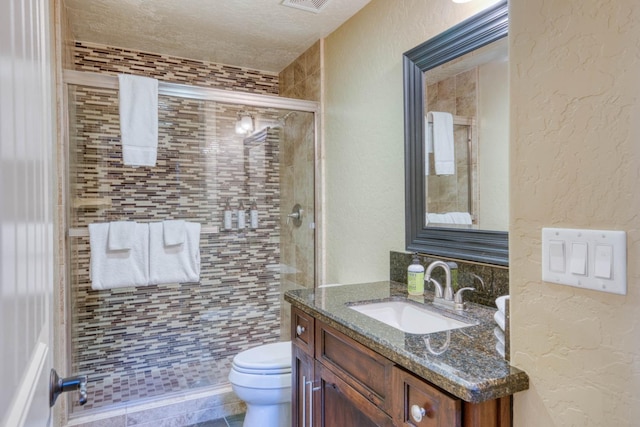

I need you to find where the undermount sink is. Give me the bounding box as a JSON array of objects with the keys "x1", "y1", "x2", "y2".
[{"x1": 349, "y1": 300, "x2": 474, "y2": 334}]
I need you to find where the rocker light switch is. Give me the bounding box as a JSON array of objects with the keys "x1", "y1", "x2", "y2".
[
  {"x1": 594, "y1": 244, "x2": 613, "y2": 279},
  {"x1": 542, "y1": 228, "x2": 626, "y2": 295},
  {"x1": 548, "y1": 240, "x2": 565, "y2": 273},
  {"x1": 570, "y1": 242, "x2": 587, "y2": 275}
]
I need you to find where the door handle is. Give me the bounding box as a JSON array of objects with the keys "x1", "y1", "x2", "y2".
[{"x1": 49, "y1": 369, "x2": 88, "y2": 407}]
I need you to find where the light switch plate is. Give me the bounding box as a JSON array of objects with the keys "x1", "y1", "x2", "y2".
[{"x1": 542, "y1": 228, "x2": 627, "y2": 295}]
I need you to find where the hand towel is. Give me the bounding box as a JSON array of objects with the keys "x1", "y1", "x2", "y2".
[
  {"x1": 163, "y1": 219, "x2": 186, "y2": 246},
  {"x1": 108, "y1": 221, "x2": 137, "y2": 250},
  {"x1": 118, "y1": 74, "x2": 159, "y2": 167},
  {"x1": 149, "y1": 221, "x2": 201, "y2": 285},
  {"x1": 493, "y1": 310, "x2": 506, "y2": 331},
  {"x1": 496, "y1": 340, "x2": 505, "y2": 358},
  {"x1": 426, "y1": 111, "x2": 455, "y2": 175},
  {"x1": 496, "y1": 295, "x2": 510, "y2": 314},
  {"x1": 89, "y1": 222, "x2": 149, "y2": 290}
]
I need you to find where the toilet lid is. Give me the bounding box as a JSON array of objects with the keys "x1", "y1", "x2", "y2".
[{"x1": 232, "y1": 341, "x2": 291, "y2": 374}]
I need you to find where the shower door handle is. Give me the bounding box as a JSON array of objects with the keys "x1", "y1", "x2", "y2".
[{"x1": 49, "y1": 369, "x2": 88, "y2": 407}]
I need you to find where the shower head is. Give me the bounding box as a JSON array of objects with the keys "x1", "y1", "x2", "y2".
[{"x1": 277, "y1": 111, "x2": 297, "y2": 125}]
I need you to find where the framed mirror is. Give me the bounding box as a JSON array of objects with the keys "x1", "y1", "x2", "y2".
[{"x1": 404, "y1": 0, "x2": 509, "y2": 266}]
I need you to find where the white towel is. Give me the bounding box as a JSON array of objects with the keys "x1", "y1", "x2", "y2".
[
  {"x1": 448, "y1": 212, "x2": 472, "y2": 225},
  {"x1": 496, "y1": 340, "x2": 505, "y2": 358},
  {"x1": 149, "y1": 221, "x2": 201, "y2": 285},
  {"x1": 118, "y1": 74, "x2": 159, "y2": 167},
  {"x1": 425, "y1": 117, "x2": 433, "y2": 175},
  {"x1": 426, "y1": 212, "x2": 472, "y2": 225},
  {"x1": 89, "y1": 222, "x2": 150, "y2": 290},
  {"x1": 426, "y1": 111, "x2": 455, "y2": 175},
  {"x1": 163, "y1": 220, "x2": 185, "y2": 246},
  {"x1": 108, "y1": 221, "x2": 137, "y2": 250},
  {"x1": 494, "y1": 310, "x2": 506, "y2": 331},
  {"x1": 496, "y1": 295, "x2": 510, "y2": 314},
  {"x1": 494, "y1": 326, "x2": 505, "y2": 345}
]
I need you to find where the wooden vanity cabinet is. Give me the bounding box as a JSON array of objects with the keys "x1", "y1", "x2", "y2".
[
  {"x1": 291, "y1": 307, "x2": 511, "y2": 427},
  {"x1": 292, "y1": 308, "x2": 315, "y2": 427}
]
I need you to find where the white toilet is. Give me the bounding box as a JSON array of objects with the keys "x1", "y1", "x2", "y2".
[{"x1": 228, "y1": 341, "x2": 292, "y2": 427}]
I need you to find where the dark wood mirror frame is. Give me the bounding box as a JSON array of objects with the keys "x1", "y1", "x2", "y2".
[{"x1": 404, "y1": 0, "x2": 509, "y2": 266}]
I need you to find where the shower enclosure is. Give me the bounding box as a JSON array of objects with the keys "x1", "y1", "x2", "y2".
[{"x1": 63, "y1": 70, "x2": 319, "y2": 417}]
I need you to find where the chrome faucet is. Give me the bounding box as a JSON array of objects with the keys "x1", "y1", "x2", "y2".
[{"x1": 425, "y1": 260, "x2": 474, "y2": 311}]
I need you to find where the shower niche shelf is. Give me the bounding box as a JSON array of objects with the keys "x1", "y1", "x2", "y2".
[{"x1": 73, "y1": 197, "x2": 112, "y2": 210}]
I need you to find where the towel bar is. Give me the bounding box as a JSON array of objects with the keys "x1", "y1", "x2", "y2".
[{"x1": 68, "y1": 225, "x2": 219, "y2": 237}]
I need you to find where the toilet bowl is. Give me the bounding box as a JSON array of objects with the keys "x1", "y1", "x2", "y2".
[{"x1": 228, "y1": 341, "x2": 292, "y2": 427}]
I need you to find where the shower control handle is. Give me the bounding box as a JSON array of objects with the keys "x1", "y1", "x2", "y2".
[
  {"x1": 49, "y1": 369, "x2": 88, "y2": 407},
  {"x1": 286, "y1": 204, "x2": 303, "y2": 227}
]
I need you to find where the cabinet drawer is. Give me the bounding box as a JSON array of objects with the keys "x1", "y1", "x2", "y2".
[
  {"x1": 292, "y1": 307, "x2": 314, "y2": 356},
  {"x1": 393, "y1": 367, "x2": 461, "y2": 427},
  {"x1": 316, "y1": 322, "x2": 394, "y2": 412}
]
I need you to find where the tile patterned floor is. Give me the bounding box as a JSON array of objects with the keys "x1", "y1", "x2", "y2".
[{"x1": 186, "y1": 413, "x2": 244, "y2": 427}]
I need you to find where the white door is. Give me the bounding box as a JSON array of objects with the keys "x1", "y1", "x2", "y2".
[{"x1": 1, "y1": 0, "x2": 57, "y2": 426}]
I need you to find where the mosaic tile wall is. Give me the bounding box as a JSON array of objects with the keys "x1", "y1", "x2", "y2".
[
  {"x1": 73, "y1": 41, "x2": 279, "y2": 95},
  {"x1": 390, "y1": 251, "x2": 509, "y2": 308},
  {"x1": 68, "y1": 84, "x2": 289, "y2": 412},
  {"x1": 66, "y1": 42, "x2": 309, "y2": 415}
]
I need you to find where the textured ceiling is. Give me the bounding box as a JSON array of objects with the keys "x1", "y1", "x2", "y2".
[{"x1": 64, "y1": 0, "x2": 371, "y2": 73}]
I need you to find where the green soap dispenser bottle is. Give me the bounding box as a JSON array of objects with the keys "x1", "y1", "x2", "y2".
[{"x1": 407, "y1": 253, "x2": 425, "y2": 295}]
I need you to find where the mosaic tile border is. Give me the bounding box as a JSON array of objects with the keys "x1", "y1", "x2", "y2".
[{"x1": 73, "y1": 41, "x2": 279, "y2": 95}]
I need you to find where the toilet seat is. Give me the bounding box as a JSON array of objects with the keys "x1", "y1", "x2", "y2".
[{"x1": 232, "y1": 341, "x2": 291, "y2": 375}]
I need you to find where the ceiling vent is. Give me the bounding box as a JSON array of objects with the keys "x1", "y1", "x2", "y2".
[{"x1": 281, "y1": 0, "x2": 331, "y2": 14}]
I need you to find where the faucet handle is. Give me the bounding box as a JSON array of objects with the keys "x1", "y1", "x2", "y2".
[
  {"x1": 426, "y1": 277, "x2": 444, "y2": 299},
  {"x1": 454, "y1": 287, "x2": 475, "y2": 304}
]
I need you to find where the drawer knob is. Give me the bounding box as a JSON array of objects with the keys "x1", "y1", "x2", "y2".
[
  {"x1": 411, "y1": 404, "x2": 427, "y2": 422},
  {"x1": 296, "y1": 325, "x2": 305, "y2": 335}
]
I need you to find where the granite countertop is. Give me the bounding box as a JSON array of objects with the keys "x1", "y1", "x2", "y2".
[{"x1": 284, "y1": 281, "x2": 529, "y2": 403}]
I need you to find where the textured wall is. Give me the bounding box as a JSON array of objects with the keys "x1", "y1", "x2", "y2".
[
  {"x1": 322, "y1": 0, "x2": 501, "y2": 284},
  {"x1": 510, "y1": 0, "x2": 640, "y2": 425}
]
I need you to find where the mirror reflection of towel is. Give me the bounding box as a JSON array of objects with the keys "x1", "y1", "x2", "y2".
[
  {"x1": 426, "y1": 212, "x2": 472, "y2": 225},
  {"x1": 425, "y1": 111, "x2": 455, "y2": 175}
]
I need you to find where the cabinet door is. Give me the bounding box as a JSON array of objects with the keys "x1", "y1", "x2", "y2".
[
  {"x1": 316, "y1": 322, "x2": 394, "y2": 413},
  {"x1": 462, "y1": 397, "x2": 512, "y2": 427},
  {"x1": 293, "y1": 345, "x2": 315, "y2": 427},
  {"x1": 292, "y1": 307, "x2": 315, "y2": 356},
  {"x1": 392, "y1": 367, "x2": 462, "y2": 427},
  {"x1": 315, "y1": 361, "x2": 395, "y2": 427}
]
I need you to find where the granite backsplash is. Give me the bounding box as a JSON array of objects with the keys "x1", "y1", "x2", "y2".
[{"x1": 390, "y1": 251, "x2": 509, "y2": 308}]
